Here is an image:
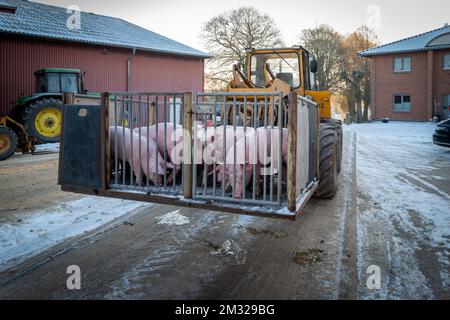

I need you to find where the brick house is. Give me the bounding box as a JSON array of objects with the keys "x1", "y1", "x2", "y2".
[{"x1": 360, "y1": 25, "x2": 450, "y2": 121}]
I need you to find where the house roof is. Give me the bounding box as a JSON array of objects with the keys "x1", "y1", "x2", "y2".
[
  {"x1": 0, "y1": 0, "x2": 209, "y2": 58},
  {"x1": 360, "y1": 25, "x2": 450, "y2": 57}
]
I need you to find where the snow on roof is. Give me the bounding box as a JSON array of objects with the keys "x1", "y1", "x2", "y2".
[
  {"x1": 0, "y1": 0, "x2": 209, "y2": 58},
  {"x1": 360, "y1": 25, "x2": 450, "y2": 57}
]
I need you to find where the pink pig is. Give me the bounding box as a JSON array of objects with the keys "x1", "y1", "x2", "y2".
[
  {"x1": 133, "y1": 123, "x2": 182, "y2": 182},
  {"x1": 256, "y1": 127, "x2": 288, "y2": 168},
  {"x1": 199, "y1": 126, "x2": 254, "y2": 165},
  {"x1": 133, "y1": 123, "x2": 182, "y2": 162},
  {"x1": 109, "y1": 126, "x2": 168, "y2": 186},
  {"x1": 217, "y1": 127, "x2": 288, "y2": 198},
  {"x1": 216, "y1": 128, "x2": 259, "y2": 198}
]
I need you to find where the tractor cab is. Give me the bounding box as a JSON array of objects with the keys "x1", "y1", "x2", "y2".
[
  {"x1": 34, "y1": 68, "x2": 84, "y2": 94},
  {"x1": 227, "y1": 46, "x2": 332, "y2": 121},
  {"x1": 245, "y1": 47, "x2": 317, "y2": 91},
  {"x1": 1, "y1": 67, "x2": 92, "y2": 160}
]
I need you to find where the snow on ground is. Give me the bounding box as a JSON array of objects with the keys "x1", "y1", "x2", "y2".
[
  {"x1": 35, "y1": 143, "x2": 59, "y2": 152},
  {"x1": 157, "y1": 209, "x2": 189, "y2": 226},
  {"x1": 347, "y1": 121, "x2": 450, "y2": 299},
  {"x1": 0, "y1": 196, "x2": 148, "y2": 272}
]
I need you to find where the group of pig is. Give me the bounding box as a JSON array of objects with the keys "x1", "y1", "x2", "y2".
[{"x1": 109, "y1": 123, "x2": 288, "y2": 198}]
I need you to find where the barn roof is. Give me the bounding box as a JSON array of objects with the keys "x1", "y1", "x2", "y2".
[
  {"x1": 0, "y1": 0, "x2": 209, "y2": 58},
  {"x1": 360, "y1": 24, "x2": 450, "y2": 57}
]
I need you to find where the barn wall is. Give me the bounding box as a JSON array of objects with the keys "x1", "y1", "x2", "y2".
[{"x1": 0, "y1": 34, "x2": 205, "y2": 116}]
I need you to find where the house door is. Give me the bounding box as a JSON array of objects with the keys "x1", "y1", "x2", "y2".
[{"x1": 444, "y1": 95, "x2": 450, "y2": 119}]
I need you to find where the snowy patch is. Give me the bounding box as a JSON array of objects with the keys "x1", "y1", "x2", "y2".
[
  {"x1": 0, "y1": 196, "x2": 147, "y2": 272},
  {"x1": 156, "y1": 210, "x2": 189, "y2": 226},
  {"x1": 211, "y1": 239, "x2": 234, "y2": 256},
  {"x1": 35, "y1": 143, "x2": 59, "y2": 152},
  {"x1": 352, "y1": 121, "x2": 450, "y2": 299}
]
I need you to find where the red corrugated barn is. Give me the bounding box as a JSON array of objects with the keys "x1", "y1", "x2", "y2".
[{"x1": 0, "y1": 0, "x2": 208, "y2": 117}]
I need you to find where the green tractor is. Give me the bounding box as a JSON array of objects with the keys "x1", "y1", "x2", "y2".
[{"x1": 0, "y1": 68, "x2": 87, "y2": 160}]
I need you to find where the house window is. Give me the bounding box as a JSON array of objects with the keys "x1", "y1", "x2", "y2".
[
  {"x1": 394, "y1": 57, "x2": 411, "y2": 72},
  {"x1": 393, "y1": 95, "x2": 411, "y2": 112},
  {"x1": 444, "y1": 94, "x2": 450, "y2": 113},
  {"x1": 444, "y1": 54, "x2": 450, "y2": 70}
]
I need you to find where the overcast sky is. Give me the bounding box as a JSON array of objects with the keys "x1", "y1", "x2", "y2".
[{"x1": 35, "y1": 0, "x2": 450, "y2": 52}]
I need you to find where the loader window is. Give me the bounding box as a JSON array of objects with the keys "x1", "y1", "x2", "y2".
[{"x1": 250, "y1": 52, "x2": 301, "y2": 88}]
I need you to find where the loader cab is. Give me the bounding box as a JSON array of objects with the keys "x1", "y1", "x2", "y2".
[
  {"x1": 34, "y1": 68, "x2": 84, "y2": 94},
  {"x1": 244, "y1": 47, "x2": 318, "y2": 93}
]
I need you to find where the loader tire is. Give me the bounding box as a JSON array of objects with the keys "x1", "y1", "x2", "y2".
[
  {"x1": 314, "y1": 124, "x2": 338, "y2": 199},
  {"x1": 23, "y1": 98, "x2": 62, "y2": 144},
  {"x1": 0, "y1": 126, "x2": 18, "y2": 160},
  {"x1": 322, "y1": 119, "x2": 343, "y2": 173}
]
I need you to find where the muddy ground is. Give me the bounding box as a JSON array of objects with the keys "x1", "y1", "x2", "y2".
[{"x1": 0, "y1": 123, "x2": 448, "y2": 299}]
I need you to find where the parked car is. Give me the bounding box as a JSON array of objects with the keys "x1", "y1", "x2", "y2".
[{"x1": 433, "y1": 119, "x2": 450, "y2": 148}]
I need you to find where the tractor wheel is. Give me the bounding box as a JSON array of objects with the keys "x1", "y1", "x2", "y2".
[
  {"x1": 322, "y1": 119, "x2": 343, "y2": 173},
  {"x1": 0, "y1": 126, "x2": 18, "y2": 160},
  {"x1": 314, "y1": 124, "x2": 338, "y2": 199},
  {"x1": 23, "y1": 98, "x2": 62, "y2": 144}
]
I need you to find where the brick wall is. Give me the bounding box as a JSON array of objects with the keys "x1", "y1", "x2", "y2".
[
  {"x1": 433, "y1": 49, "x2": 450, "y2": 117},
  {"x1": 371, "y1": 52, "x2": 429, "y2": 121}
]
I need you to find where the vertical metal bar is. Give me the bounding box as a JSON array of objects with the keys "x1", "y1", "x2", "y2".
[
  {"x1": 278, "y1": 92, "x2": 283, "y2": 206},
  {"x1": 203, "y1": 112, "x2": 207, "y2": 195},
  {"x1": 232, "y1": 96, "x2": 237, "y2": 198},
  {"x1": 163, "y1": 96, "x2": 167, "y2": 187},
  {"x1": 146, "y1": 95, "x2": 150, "y2": 187},
  {"x1": 287, "y1": 92, "x2": 298, "y2": 212},
  {"x1": 137, "y1": 94, "x2": 142, "y2": 185},
  {"x1": 103, "y1": 92, "x2": 110, "y2": 190},
  {"x1": 222, "y1": 99, "x2": 227, "y2": 197},
  {"x1": 270, "y1": 94, "x2": 275, "y2": 203},
  {"x1": 192, "y1": 95, "x2": 197, "y2": 197},
  {"x1": 114, "y1": 95, "x2": 118, "y2": 185},
  {"x1": 155, "y1": 96, "x2": 159, "y2": 186},
  {"x1": 129, "y1": 94, "x2": 134, "y2": 186},
  {"x1": 284, "y1": 101, "x2": 288, "y2": 128},
  {"x1": 173, "y1": 94, "x2": 177, "y2": 190},
  {"x1": 178, "y1": 95, "x2": 181, "y2": 191},
  {"x1": 263, "y1": 95, "x2": 268, "y2": 201},
  {"x1": 183, "y1": 92, "x2": 193, "y2": 198},
  {"x1": 243, "y1": 96, "x2": 247, "y2": 200},
  {"x1": 122, "y1": 95, "x2": 126, "y2": 185},
  {"x1": 213, "y1": 96, "x2": 217, "y2": 197},
  {"x1": 253, "y1": 95, "x2": 257, "y2": 200}
]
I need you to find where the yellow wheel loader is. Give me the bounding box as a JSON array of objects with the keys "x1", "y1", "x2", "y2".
[
  {"x1": 57, "y1": 46, "x2": 343, "y2": 219},
  {"x1": 224, "y1": 46, "x2": 343, "y2": 198}
]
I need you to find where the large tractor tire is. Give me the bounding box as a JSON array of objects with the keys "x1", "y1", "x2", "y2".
[
  {"x1": 23, "y1": 98, "x2": 62, "y2": 144},
  {"x1": 322, "y1": 119, "x2": 343, "y2": 173},
  {"x1": 0, "y1": 126, "x2": 18, "y2": 160},
  {"x1": 314, "y1": 124, "x2": 338, "y2": 199}
]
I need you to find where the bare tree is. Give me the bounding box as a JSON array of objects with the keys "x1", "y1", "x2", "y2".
[
  {"x1": 201, "y1": 7, "x2": 284, "y2": 90},
  {"x1": 341, "y1": 26, "x2": 378, "y2": 122},
  {"x1": 299, "y1": 25, "x2": 344, "y2": 92}
]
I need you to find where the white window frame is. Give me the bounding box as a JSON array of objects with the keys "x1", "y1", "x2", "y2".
[
  {"x1": 443, "y1": 54, "x2": 450, "y2": 70},
  {"x1": 393, "y1": 95, "x2": 411, "y2": 113},
  {"x1": 393, "y1": 57, "x2": 411, "y2": 72},
  {"x1": 444, "y1": 94, "x2": 450, "y2": 109}
]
